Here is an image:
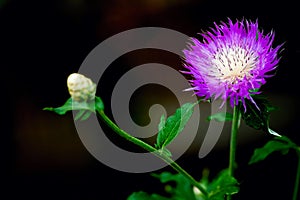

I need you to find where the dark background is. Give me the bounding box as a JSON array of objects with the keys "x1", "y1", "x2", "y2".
[{"x1": 1, "y1": 0, "x2": 299, "y2": 199}]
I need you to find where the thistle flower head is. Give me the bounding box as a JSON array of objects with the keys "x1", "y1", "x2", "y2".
[
  {"x1": 183, "y1": 19, "x2": 282, "y2": 109},
  {"x1": 67, "y1": 73, "x2": 96, "y2": 102}
]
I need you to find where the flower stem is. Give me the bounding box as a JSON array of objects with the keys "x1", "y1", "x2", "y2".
[
  {"x1": 227, "y1": 104, "x2": 241, "y2": 200},
  {"x1": 97, "y1": 110, "x2": 208, "y2": 198},
  {"x1": 229, "y1": 105, "x2": 240, "y2": 176},
  {"x1": 292, "y1": 150, "x2": 300, "y2": 200}
]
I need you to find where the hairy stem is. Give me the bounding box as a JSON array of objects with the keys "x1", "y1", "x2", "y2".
[{"x1": 97, "y1": 110, "x2": 208, "y2": 198}]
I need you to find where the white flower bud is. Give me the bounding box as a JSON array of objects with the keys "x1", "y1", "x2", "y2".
[{"x1": 67, "y1": 73, "x2": 96, "y2": 101}]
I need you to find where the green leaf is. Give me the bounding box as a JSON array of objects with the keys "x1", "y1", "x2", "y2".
[
  {"x1": 158, "y1": 114, "x2": 166, "y2": 132},
  {"x1": 206, "y1": 169, "x2": 239, "y2": 199},
  {"x1": 240, "y1": 94, "x2": 278, "y2": 135},
  {"x1": 128, "y1": 169, "x2": 240, "y2": 200},
  {"x1": 128, "y1": 172, "x2": 198, "y2": 200},
  {"x1": 249, "y1": 136, "x2": 299, "y2": 164},
  {"x1": 127, "y1": 191, "x2": 169, "y2": 200},
  {"x1": 43, "y1": 96, "x2": 104, "y2": 121},
  {"x1": 207, "y1": 112, "x2": 233, "y2": 122},
  {"x1": 155, "y1": 102, "x2": 196, "y2": 149},
  {"x1": 152, "y1": 172, "x2": 198, "y2": 200},
  {"x1": 43, "y1": 98, "x2": 74, "y2": 115}
]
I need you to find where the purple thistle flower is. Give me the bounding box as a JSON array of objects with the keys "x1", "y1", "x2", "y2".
[{"x1": 182, "y1": 19, "x2": 282, "y2": 110}]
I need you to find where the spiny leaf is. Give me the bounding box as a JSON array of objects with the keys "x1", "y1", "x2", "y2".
[
  {"x1": 155, "y1": 102, "x2": 196, "y2": 149},
  {"x1": 207, "y1": 112, "x2": 233, "y2": 122},
  {"x1": 249, "y1": 136, "x2": 299, "y2": 165}
]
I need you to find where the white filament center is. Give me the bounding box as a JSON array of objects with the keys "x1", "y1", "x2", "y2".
[{"x1": 212, "y1": 46, "x2": 257, "y2": 84}]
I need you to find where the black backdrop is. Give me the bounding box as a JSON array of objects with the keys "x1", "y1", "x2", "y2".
[{"x1": 1, "y1": 0, "x2": 300, "y2": 199}]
